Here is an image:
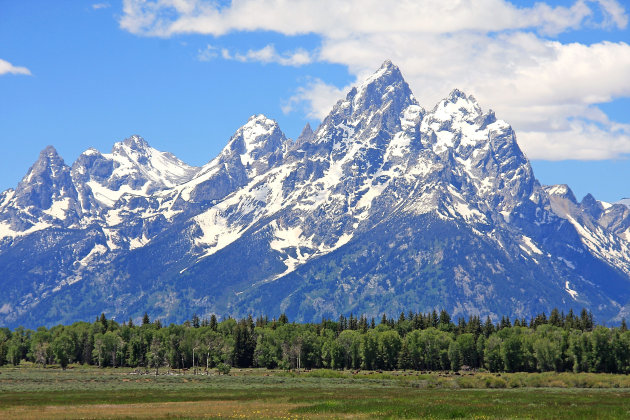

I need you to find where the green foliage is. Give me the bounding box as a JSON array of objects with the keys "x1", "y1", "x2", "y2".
[
  {"x1": 51, "y1": 330, "x2": 74, "y2": 369},
  {"x1": 216, "y1": 362, "x2": 231, "y2": 375},
  {"x1": 2, "y1": 307, "x2": 629, "y2": 375}
]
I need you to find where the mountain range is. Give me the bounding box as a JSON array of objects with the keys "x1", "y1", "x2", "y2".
[{"x1": 2, "y1": 61, "x2": 630, "y2": 329}]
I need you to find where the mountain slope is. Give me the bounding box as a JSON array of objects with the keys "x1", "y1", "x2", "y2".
[{"x1": 2, "y1": 61, "x2": 630, "y2": 328}]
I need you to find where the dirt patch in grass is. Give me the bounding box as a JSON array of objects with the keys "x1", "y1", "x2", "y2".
[{"x1": 1, "y1": 400, "x2": 314, "y2": 420}]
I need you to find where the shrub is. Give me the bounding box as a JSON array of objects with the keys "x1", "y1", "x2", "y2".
[{"x1": 216, "y1": 363, "x2": 231, "y2": 375}]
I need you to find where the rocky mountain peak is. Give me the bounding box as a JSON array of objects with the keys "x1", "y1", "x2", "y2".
[
  {"x1": 225, "y1": 115, "x2": 286, "y2": 174},
  {"x1": 111, "y1": 135, "x2": 152, "y2": 160},
  {"x1": 314, "y1": 61, "x2": 421, "y2": 157},
  {"x1": 545, "y1": 184, "x2": 578, "y2": 203},
  {"x1": 430, "y1": 88, "x2": 483, "y2": 124},
  {"x1": 18, "y1": 145, "x2": 69, "y2": 186},
  {"x1": 122, "y1": 135, "x2": 149, "y2": 149},
  {"x1": 296, "y1": 122, "x2": 315, "y2": 144},
  {"x1": 581, "y1": 193, "x2": 605, "y2": 219},
  {"x1": 41, "y1": 144, "x2": 61, "y2": 158},
  {"x1": 11, "y1": 145, "x2": 78, "y2": 216},
  {"x1": 348, "y1": 60, "x2": 415, "y2": 115}
]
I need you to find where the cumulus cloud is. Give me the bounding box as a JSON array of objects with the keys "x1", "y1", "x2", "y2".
[
  {"x1": 119, "y1": 0, "x2": 624, "y2": 38},
  {"x1": 118, "y1": 0, "x2": 630, "y2": 160},
  {"x1": 0, "y1": 59, "x2": 31, "y2": 76},
  {"x1": 282, "y1": 78, "x2": 348, "y2": 119},
  {"x1": 521, "y1": 119, "x2": 630, "y2": 160}
]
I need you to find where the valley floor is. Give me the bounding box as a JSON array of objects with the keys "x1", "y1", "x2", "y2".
[{"x1": 1, "y1": 366, "x2": 630, "y2": 419}]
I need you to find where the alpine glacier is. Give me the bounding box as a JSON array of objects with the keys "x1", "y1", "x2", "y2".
[{"x1": 1, "y1": 61, "x2": 630, "y2": 328}]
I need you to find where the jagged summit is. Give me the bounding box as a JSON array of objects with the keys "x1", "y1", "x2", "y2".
[
  {"x1": 296, "y1": 122, "x2": 315, "y2": 144},
  {"x1": 430, "y1": 88, "x2": 483, "y2": 124},
  {"x1": 224, "y1": 114, "x2": 286, "y2": 174},
  {"x1": 447, "y1": 88, "x2": 472, "y2": 101},
  {"x1": 545, "y1": 184, "x2": 577, "y2": 203},
  {"x1": 120, "y1": 135, "x2": 149, "y2": 150},
  {"x1": 24, "y1": 146, "x2": 69, "y2": 184},
  {"x1": 40, "y1": 145, "x2": 61, "y2": 158},
  {"x1": 346, "y1": 60, "x2": 416, "y2": 115}
]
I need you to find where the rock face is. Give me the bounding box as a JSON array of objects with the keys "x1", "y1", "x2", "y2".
[{"x1": 2, "y1": 61, "x2": 630, "y2": 328}]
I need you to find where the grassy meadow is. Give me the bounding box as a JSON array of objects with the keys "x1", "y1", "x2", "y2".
[{"x1": 1, "y1": 365, "x2": 630, "y2": 419}]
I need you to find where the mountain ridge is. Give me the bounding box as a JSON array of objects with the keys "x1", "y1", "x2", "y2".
[{"x1": 2, "y1": 61, "x2": 630, "y2": 328}]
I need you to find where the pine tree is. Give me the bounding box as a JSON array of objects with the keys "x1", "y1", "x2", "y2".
[
  {"x1": 483, "y1": 316, "x2": 494, "y2": 337},
  {"x1": 247, "y1": 314, "x2": 255, "y2": 332},
  {"x1": 398, "y1": 311, "x2": 406, "y2": 323},
  {"x1": 566, "y1": 309, "x2": 576, "y2": 329},
  {"x1": 192, "y1": 313, "x2": 200, "y2": 328},
  {"x1": 431, "y1": 310, "x2": 439, "y2": 328},
  {"x1": 338, "y1": 315, "x2": 347, "y2": 333},
  {"x1": 349, "y1": 313, "x2": 358, "y2": 330},
  {"x1": 439, "y1": 310, "x2": 451, "y2": 326},
  {"x1": 142, "y1": 312, "x2": 150, "y2": 325},
  {"x1": 580, "y1": 308, "x2": 593, "y2": 331},
  {"x1": 549, "y1": 308, "x2": 562, "y2": 327},
  {"x1": 99, "y1": 313, "x2": 108, "y2": 331},
  {"x1": 209, "y1": 315, "x2": 218, "y2": 331},
  {"x1": 358, "y1": 315, "x2": 368, "y2": 333},
  {"x1": 457, "y1": 317, "x2": 466, "y2": 334}
]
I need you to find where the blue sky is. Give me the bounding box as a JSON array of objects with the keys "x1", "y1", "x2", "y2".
[{"x1": 1, "y1": 0, "x2": 629, "y2": 202}]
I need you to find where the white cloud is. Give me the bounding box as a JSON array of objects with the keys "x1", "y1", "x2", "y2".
[
  {"x1": 119, "y1": 0, "x2": 625, "y2": 38},
  {"x1": 197, "y1": 44, "x2": 218, "y2": 61},
  {"x1": 0, "y1": 59, "x2": 31, "y2": 76},
  {"x1": 520, "y1": 119, "x2": 630, "y2": 160},
  {"x1": 282, "y1": 78, "x2": 348, "y2": 119},
  {"x1": 594, "y1": 0, "x2": 628, "y2": 28},
  {"x1": 228, "y1": 44, "x2": 313, "y2": 67},
  {"x1": 118, "y1": 0, "x2": 630, "y2": 160},
  {"x1": 92, "y1": 2, "x2": 111, "y2": 9}
]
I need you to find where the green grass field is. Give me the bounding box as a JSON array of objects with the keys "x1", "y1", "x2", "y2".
[{"x1": 2, "y1": 366, "x2": 630, "y2": 419}]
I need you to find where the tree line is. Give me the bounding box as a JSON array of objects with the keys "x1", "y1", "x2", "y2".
[{"x1": 1, "y1": 308, "x2": 629, "y2": 374}]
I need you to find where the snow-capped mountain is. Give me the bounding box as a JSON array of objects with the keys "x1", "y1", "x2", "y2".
[{"x1": 2, "y1": 61, "x2": 630, "y2": 328}]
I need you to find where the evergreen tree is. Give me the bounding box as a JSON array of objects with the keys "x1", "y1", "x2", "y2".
[
  {"x1": 431, "y1": 310, "x2": 439, "y2": 328},
  {"x1": 358, "y1": 315, "x2": 368, "y2": 333},
  {"x1": 99, "y1": 313, "x2": 108, "y2": 331},
  {"x1": 439, "y1": 310, "x2": 451, "y2": 327},
  {"x1": 349, "y1": 313, "x2": 357, "y2": 330},
  {"x1": 549, "y1": 308, "x2": 562, "y2": 327},
  {"x1": 580, "y1": 309, "x2": 594, "y2": 331},
  {"x1": 483, "y1": 316, "x2": 494, "y2": 338}
]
